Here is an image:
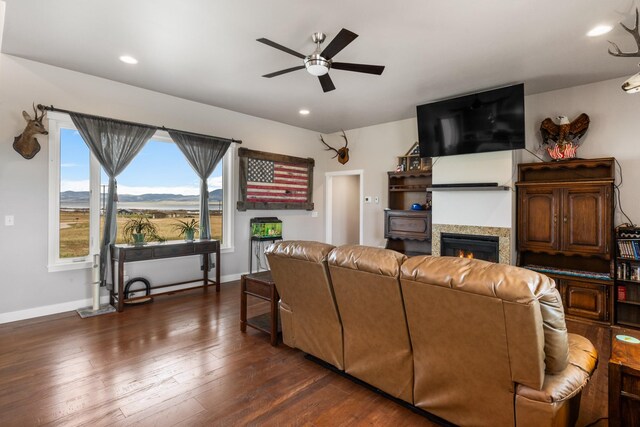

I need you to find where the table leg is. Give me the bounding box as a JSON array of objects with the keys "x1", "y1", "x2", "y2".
[
  {"x1": 240, "y1": 275, "x2": 247, "y2": 332},
  {"x1": 216, "y1": 246, "x2": 221, "y2": 292},
  {"x1": 110, "y1": 254, "x2": 115, "y2": 307},
  {"x1": 203, "y1": 253, "x2": 209, "y2": 292},
  {"x1": 270, "y1": 286, "x2": 279, "y2": 346},
  {"x1": 117, "y1": 254, "x2": 125, "y2": 312}
]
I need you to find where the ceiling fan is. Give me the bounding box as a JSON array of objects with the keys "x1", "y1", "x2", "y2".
[{"x1": 257, "y1": 28, "x2": 385, "y2": 93}]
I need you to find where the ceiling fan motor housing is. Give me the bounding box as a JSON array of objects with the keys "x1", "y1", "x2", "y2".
[{"x1": 306, "y1": 32, "x2": 330, "y2": 76}]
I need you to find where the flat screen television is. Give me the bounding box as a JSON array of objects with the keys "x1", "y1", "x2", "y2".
[{"x1": 417, "y1": 83, "x2": 525, "y2": 158}]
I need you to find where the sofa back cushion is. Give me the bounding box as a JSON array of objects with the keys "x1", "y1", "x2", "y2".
[
  {"x1": 265, "y1": 240, "x2": 344, "y2": 369},
  {"x1": 400, "y1": 256, "x2": 569, "y2": 427},
  {"x1": 328, "y1": 245, "x2": 413, "y2": 403}
]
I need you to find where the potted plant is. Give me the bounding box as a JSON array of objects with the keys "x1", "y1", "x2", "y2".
[
  {"x1": 122, "y1": 215, "x2": 163, "y2": 245},
  {"x1": 172, "y1": 218, "x2": 199, "y2": 241}
]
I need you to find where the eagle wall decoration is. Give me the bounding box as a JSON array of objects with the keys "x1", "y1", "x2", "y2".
[{"x1": 539, "y1": 114, "x2": 590, "y2": 160}]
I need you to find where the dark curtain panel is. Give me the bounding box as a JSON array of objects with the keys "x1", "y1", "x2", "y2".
[
  {"x1": 169, "y1": 130, "x2": 231, "y2": 269},
  {"x1": 70, "y1": 113, "x2": 156, "y2": 286}
]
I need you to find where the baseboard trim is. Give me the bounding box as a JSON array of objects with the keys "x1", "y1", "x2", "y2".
[
  {"x1": 0, "y1": 274, "x2": 246, "y2": 325},
  {"x1": 0, "y1": 295, "x2": 111, "y2": 325}
]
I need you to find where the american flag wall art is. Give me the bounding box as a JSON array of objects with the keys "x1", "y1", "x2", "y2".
[
  {"x1": 246, "y1": 159, "x2": 308, "y2": 203},
  {"x1": 237, "y1": 148, "x2": 314, "y2": 211}
]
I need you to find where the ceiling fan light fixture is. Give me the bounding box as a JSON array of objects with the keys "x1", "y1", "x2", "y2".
[{"x1": 305, "y1": 55, "x2": 330, "y2": 76}]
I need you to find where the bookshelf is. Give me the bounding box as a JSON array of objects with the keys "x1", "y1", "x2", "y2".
[{"x1": 616, "y1": 227, "x2": 640, "y2": 328}]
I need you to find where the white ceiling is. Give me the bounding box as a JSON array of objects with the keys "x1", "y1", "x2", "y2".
[{"x1": 2, "y1": 0, "x2": 640, "y2": 133}]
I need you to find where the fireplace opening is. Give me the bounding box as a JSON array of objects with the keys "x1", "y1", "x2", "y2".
[{"x1": 441, "y1": 233, "x2": 499, "y2": 263}]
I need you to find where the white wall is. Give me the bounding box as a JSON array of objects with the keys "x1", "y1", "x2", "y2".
[
  {"x1": 431, "y1": 150, "x2": 515, "y2": 228},
  {"x1": 323, "y1": 118, "x2": 418, "y2": 247},
  {"x1": 0, "y1": 54, "x2": 326, "y2": 319},
  {"x1": 523, "y1": 77, "x2": 640, "y2": 227},
  {"x1": 324, "y1": 117, "x2": 516, "y2": 246},
  {"x1": 330, "y1": 175, "x2": 360, "y2": 246}
]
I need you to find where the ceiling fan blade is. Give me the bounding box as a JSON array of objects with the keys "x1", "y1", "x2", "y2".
[
  {"x1": 262, "y1": 65, "x2": 305, "y2": 78},
  {"x1": 321, "y1": 28, "x2": 358, "y2": 60},
  {"x1": 257, "y1": 38, "x2": 306, "y2": 59},
  {"x1": 331, "y1": 62, "x2": 385, "y2": 75},
  {"x1": 318, "y1": 74, "x2": 336, "y2": 92}
]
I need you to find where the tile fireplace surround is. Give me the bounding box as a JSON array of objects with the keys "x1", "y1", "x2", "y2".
[{"x1": 432, "y1": 224, "x2": 511, "y2": 265}]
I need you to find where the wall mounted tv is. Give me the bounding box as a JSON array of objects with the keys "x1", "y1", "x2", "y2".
[{"x1": 417, "y1": 83, "x2": 525, "y2": 158}]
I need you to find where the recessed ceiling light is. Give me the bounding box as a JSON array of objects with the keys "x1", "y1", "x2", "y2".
[
  {"x1": 119, "y1": 55, "x2": 138, "y2": 64},
  {"x1": 299, "y1": 109, "x2": 310, "y2": 115},
  {"x1": 587, "y1": 25, "x2": 613, "y2": 37}
]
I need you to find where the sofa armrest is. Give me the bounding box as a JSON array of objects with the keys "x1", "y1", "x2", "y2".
[{"x1": 516, "y1": 333, "x2": 598, "y2": 403}]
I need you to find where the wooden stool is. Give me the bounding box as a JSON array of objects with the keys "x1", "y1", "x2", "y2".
[{"x1": 240, "y1": 271, "x2": 280, "y2": 346}]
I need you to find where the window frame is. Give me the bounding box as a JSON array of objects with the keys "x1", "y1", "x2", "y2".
[{"x1": 47, "y1": 114, "x2": 234, "y2": 273}]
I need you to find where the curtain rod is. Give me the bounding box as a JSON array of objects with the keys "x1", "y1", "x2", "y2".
[{"x1": 37, "y1": 104, "x2": 242, "y2": 144}]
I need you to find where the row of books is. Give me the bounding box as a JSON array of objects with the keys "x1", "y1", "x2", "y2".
[
  {"x1": 617, "y1": 283, "x2": 640, "y2": 301},
  {"x1": 618, "y1": 239, "x2": 640, "y2": 260},
  {"x1": 617, "y1": 262, "x2": 640, "y2": 281}
]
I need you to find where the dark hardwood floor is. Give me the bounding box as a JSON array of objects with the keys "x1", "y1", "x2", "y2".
[{"x1": 0, "y1": 282, "x2": 611, "y2": 426}]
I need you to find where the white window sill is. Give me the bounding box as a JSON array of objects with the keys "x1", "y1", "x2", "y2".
[
  {"x1": 48, "y1": 260, "x2": 92, "y2": 273},
  {"x1": 221, "y1": 246, "x2": 234, "y2": 254}
]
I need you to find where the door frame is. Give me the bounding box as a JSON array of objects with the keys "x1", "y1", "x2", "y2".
[{"x1": 325, "y1": 170, "x2": 364, "y2": 245}]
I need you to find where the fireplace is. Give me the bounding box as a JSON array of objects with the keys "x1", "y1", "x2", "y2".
[{"x1": 440, "y1": 233, "x2": 499, "y2": 263}]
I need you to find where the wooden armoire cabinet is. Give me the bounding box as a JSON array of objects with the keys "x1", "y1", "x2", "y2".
[{"x1": 516, "y1": 158, "x2": 615, "y2": 325}]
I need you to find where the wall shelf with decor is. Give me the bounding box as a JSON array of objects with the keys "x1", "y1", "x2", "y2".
[
  {"x1": 385, "y1": 170, "x2": 432, "y2": 256},
  {"x1": 615, "y1": 228, "x2": 640, "y2": 328},
  {"x1": 395, "y1": 142, "x2": 431, "y2": 173}
]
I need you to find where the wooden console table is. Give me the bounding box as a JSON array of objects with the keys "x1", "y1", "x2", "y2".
[{"x1": 110, "y1": 240, "x2": 220, "y2": 312}]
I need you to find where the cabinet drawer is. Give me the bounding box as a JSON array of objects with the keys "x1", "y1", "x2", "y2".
[
  {"x1": 558, "y1": 278, "x2": 610, "y2": 322},
  {"x1": 384, "y1": 210, "x2": 431, "y2": 240},
  {"x1": 122, "y1": 248, "x2": 152, "y2": 262},
  {"x1": 153, "y1": 244, "x2": 194, "y2": 258},
  {"x1": 195, "y1": 240, "x2": 219, "y2": 253},
  {"x1": 245, "y1": 278, "x2": 272, "y2": 299}
]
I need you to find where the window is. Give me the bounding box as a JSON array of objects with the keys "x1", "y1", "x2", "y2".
[{"x1": 48, "y1": 112, "x2": 234, "y2": 272}]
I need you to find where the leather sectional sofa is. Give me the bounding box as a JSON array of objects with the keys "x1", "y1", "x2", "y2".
[{"x1": 265, "y1": 241, "x2": 598, "y2": 427}]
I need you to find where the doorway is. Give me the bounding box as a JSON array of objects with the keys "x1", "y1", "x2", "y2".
[{"x1": 325, "y1": 170, "x2": 364, "y2": 245}]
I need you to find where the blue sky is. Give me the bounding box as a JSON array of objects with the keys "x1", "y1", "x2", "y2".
[{"x1": 60, "y1": 129, "x2": 223, "y2": 195}]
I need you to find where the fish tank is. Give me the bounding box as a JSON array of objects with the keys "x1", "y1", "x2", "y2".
[{"x1": 250, "y1": 217, "x2": 282, "y2": 239}]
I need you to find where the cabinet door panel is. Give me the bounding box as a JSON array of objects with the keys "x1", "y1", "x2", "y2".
[
  {"x1": 384, "y1": 210, "x2": 431, "y2": 240},
  {"x1": 518, "y1": 187, "x2": 560, "y2": 251},
  {"x1": 558, "y1": 278, "x2": 610, "y2": 322},
  {"x1": 562, "y1": 186, "x2": 610, "y2": 255}
]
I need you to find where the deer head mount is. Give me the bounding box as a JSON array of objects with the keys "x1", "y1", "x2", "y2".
[
  {"x1": 319, "y1": 130, "x2": 349, "y2": 164},
  {"x1": 13, "y1": 104, "x2": 47, "y2": 159},
  {"x1": 608, "y1": 8, "x2": 640, "y2": 93}
]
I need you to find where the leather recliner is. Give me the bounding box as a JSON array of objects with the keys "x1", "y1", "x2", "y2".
[
  {"x1": 400, "y1": 255, "x2": 597, "y2": 427},
  {"x1": 328, "y1": 245, "x2": 413, "y2": 403},
  {"x1": 265, "y1": 240, "x2": 344, "y2": 369}
]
